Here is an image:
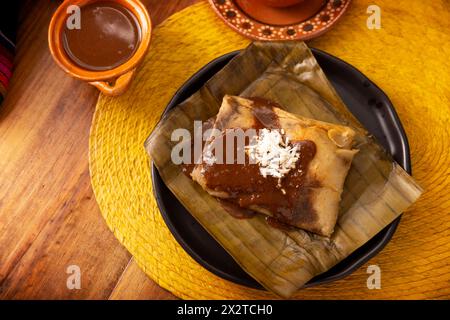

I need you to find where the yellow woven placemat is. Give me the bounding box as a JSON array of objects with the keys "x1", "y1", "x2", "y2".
[{"x1": 90, "y1": 1, "x2": 450, "y2": 299}]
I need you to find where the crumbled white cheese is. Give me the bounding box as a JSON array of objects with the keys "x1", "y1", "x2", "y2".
[{"x1": 245, "y1": 129, "x2": 299, "y2": 182}]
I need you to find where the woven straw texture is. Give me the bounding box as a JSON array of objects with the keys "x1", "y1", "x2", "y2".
[{"x1": 90, "y1": 1, "x2": 450, "y2": 299}]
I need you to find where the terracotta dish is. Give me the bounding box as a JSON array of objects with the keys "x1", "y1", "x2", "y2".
[
  {"x1": 208, "y1": 0, "x2": 351, "y2": 41},
  {"x1": 48, "y1": 0, "x2": 151, "y2": 96}
]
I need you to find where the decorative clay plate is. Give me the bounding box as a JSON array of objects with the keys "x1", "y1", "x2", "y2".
[{"x1": 208, "y1": 0, "x2": 351, "y2": 41}]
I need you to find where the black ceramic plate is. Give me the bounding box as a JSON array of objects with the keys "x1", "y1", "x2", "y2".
[{"x1": 151, "y1": 49, "x2": 411, "y2": 289}]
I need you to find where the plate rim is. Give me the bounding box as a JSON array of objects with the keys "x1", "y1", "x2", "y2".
[{"x1": 151, "y1": 48, "x2": 411, "y2": 290}]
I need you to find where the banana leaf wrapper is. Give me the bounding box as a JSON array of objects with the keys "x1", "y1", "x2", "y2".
[{"x1": 145, "y1": 42, "x2": 423, "y2": 298}]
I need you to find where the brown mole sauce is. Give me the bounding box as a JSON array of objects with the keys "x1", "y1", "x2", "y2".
[
  {"x1": 201, "y1": 97, "x2": 318, "y2": 229},
  {"x1": 63, "y1": 1, "x2": 141, "y2": 71}
]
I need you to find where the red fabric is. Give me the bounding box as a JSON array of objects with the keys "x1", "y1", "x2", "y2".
[{"x1": 0, "y1": 71, "x2": 9, "y2": 88}]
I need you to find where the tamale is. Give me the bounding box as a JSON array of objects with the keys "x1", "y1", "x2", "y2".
[
  {"x1": 145, "y1": 42, "x2": 423, "y2": 298},
  {"x1": 191, "y1": 95, "x2": 358, "y2": 237}
]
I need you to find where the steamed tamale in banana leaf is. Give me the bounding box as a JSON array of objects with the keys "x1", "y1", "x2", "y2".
[
  {"x1": 145, "y1": 42, "x2": 423, "y2": 298},
  {"x1": 191, "y1": 95, "x2": 358, "y2": 237}
]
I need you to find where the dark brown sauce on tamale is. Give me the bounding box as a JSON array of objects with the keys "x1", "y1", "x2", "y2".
[
  {"x1": 265, "y1": 216, "x2": 295, "y2": 231},
  {"x1": 247, "y1": 97, "x2": 282, "y2": 129},
  {"x1": 200, "y1": 97, "x2": 318, "y2": 229},
  {"x1": 218, "y1": 199, "x2": 257, "y2": 219}
]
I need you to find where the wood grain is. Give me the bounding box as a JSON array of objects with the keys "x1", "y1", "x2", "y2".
[
  {"x1": 109, "y1": 258, "x2": 176, "y2": 300},
  {"x1": 0, "y1": 0, "x2": 197, "y2": 300}
]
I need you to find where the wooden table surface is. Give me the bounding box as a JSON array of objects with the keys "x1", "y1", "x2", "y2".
[
  {"x1": 0, "y1": 0, "x2": 202, "y2": 300},
  {"x1": 1, "y1": 1, "x2": 448, "y2": 300}
]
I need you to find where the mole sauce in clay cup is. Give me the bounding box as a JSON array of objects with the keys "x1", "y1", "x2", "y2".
[{"x1": 49, "y1": 0, "x2": 151, "y2": 96}]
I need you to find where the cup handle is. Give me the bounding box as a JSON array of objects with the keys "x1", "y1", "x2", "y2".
[{"x1": 89, "y1": 69, "x2": 135, "y2": 96}]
